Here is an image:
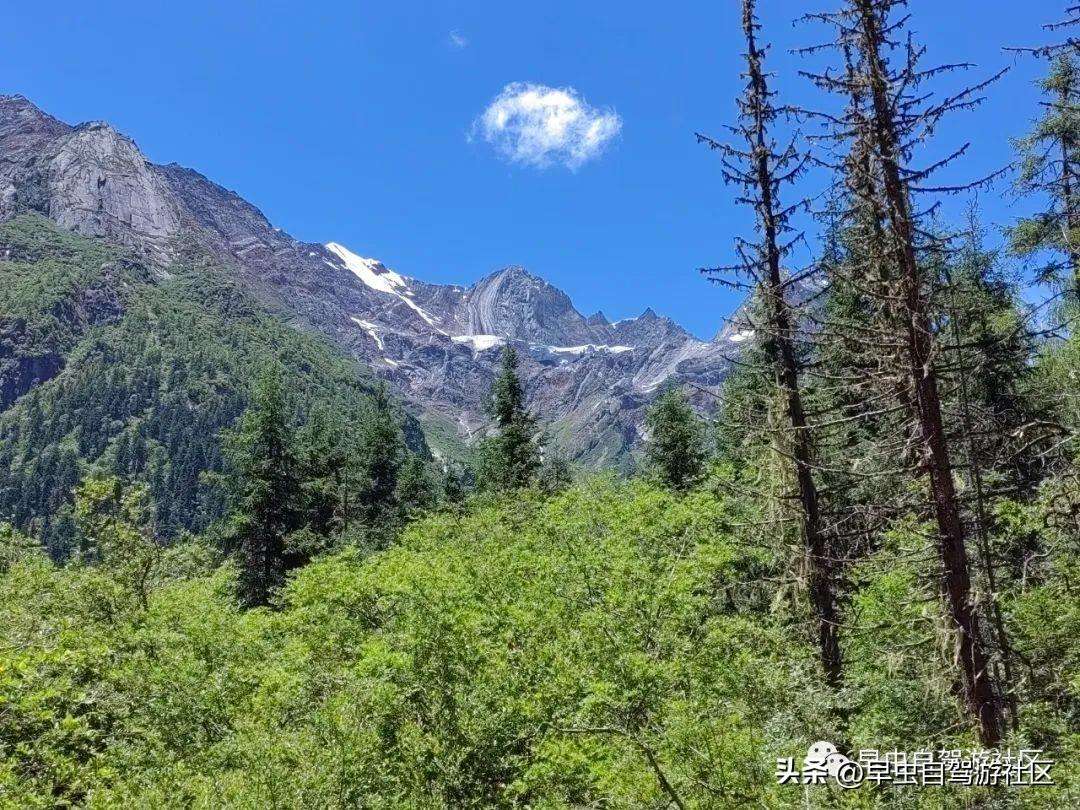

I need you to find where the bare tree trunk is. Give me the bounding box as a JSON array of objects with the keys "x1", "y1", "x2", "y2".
[
  {"x1": 1060, "y1": 77, "x2": 1080, "y2": 293},
  {"x1": 852, "y1": 0, "x2": 1001, "y2": 746},
  {"x1": 742, "y1": 0, "x2": 842, "y2": 687},
  {"x1": 943, "y1": 249, "x2": 1019, "y2": 732}
]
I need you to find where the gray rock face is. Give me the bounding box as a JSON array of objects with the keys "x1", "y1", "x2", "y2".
[
  {"x1": 0, "y1": 95, "x2": 72, "y2": 221},
  {"x1": 0, "y1": 95, "x2": 741, "y2": 466},
  {"x1": 47, "y1": 123, "x2": 181, "y2": 262},
  {"x1": 453, "y1": 266, "x2": 609, "y2": 345},
  {"x1": 314, "y1": 245, "x2": 734, "y2": 466},
  {"x1": 1, "y1": 99, "x2": 181, "y2": 265}
]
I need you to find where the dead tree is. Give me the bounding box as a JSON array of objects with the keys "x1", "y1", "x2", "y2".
[
  {"x1": 698, "y1": 0, "x2": 843, "y2": 688},
  {"x1": 797, "y1": 0, "x2": 1007, "y2": 745}
]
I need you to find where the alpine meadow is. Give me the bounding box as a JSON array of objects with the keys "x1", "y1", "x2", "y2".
[{"x1": 4, "y1": 0, "x2": 1080, "y2": 807}]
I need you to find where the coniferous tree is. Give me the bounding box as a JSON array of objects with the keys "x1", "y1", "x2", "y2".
[
  {"x1": 296, "y1": 405, "x2": 351, "y2": 537},
  {"x1": 700, "y1": 0, "x2": 843, "y2": 688},
  {"x1": 440, "y1": 464, "x2": 469, "y2": 507},
  {"x1": 43, "y1": 507, "x2": 78, "y2": 563},
  {"x1": 396, "y1": 453, "x2": 437, "y2": 519},
  {"x1": 538, "y1": 451, "x2": 575, "y2": 495},
  {"x1": 934, "y1": 212, "x2": 1048, "y2": 729},
  {"x1": 220, "y1": 367, "x2": 305, "y2": 608},
  {"x1": 1008, "y1": 7, "x2": 1080, "y2": 298},
  {"x1": 800, "y1": 0, "x2": 1008, "y2": 743},
  {"x1": 477, "y1": 345, "x2": 541, "y2": 492},
  {"x1": 351, "y1": 384, "x2": 407, "y2": 545},
  {"x1": 643, "y1": 387, "x2": 707, "y2": 491}
]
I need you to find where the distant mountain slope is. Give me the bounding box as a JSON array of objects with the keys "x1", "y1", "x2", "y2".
[
  {"x1": 0, "y1": 94, "x2": 741, "y2": 467},
  {"x1": 0, "y1": 214, "x2": 422, "y2": 553}
]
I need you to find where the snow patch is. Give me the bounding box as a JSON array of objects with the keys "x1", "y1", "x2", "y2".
[
  {"x1": 327, "y1": 242, "x2": 444, "y2": 332},
  {"x1": 350, "y1": 317, "x2": 384, "y2": 350},
  {"x1": 728, "y1": 329, "x2": 754, "y2": 343},
  {"x1": 399, "y1": 295, "x2": 441, "y2": 329},
  {"x1": 547, "y1": 344, "x2": 634, "y2": 355},
  {"x1": 452, "y1": 334, "x2": 505, "y2": 351},
  {"x1": 326, "y1": 242, "x2": 408, "y2": 294}
]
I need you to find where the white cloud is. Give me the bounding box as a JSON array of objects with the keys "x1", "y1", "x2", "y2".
[
  {"x1": 472, "y1": 82, "x2": 622, "y2": 170},
  {"x1": 448, "y1": 30, "x2": 469, "y2": 49}
]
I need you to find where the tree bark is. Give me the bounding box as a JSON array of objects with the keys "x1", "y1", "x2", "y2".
[
  {"x1": 1059, "y1": 76, "x2": 1080, "y2": 294},
  {"x1": 852, "y1": 0, "x2": 1002, "y2": 746},
  {"x1": 743, "y1": 0, "x2": 843, "y2": 688}
]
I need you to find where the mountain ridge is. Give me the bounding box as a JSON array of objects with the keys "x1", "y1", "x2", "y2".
[{"x1": 0, "y1": 94, "x2": 740, "y2": 466}]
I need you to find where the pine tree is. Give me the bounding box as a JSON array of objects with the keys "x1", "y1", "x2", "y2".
[
  {"x1": 396, "y1": 454, "x2": 436, "y2": 519},
  {"x1": 800, "y1": 0, "x2": 1008, "y2": 743},
  {"x1": 700, "y1": 0, "x2": 843, "y2": 688},
  {"x1": 538, "y1": 451, "x2": 575, "y2": 495},
  {"x1": 351, "y1": 383, "x2": 406, "y2": 545},
  {"x1": 477, "y1": 345, "x2": 541, "y2": 492},
  {"x1": 643, "y1": 388, "x2": 707, "y2": 491},
  {"x1": 440, "y1": 464, "x2": 469, "y2": 507},
  {"x1": 220, "y1": 367, "x2": 304, "y2": 608},
  {"x1": 934, "y1": 211, "x2": 1047, "y2": 730},
  {"x1": 1008, "y1": 7, "x2": 1080, "y2": 298},
  {"x1": 296, "y1": 405, "x2": 351, "y2": 537},
  {"x1": 43, "y1": 507, "x2": 78, "y2": 563}
]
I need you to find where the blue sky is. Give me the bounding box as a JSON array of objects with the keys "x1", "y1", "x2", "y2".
[{"x1": 0, "y1": 0, "x2": 1065, "y2": 337}]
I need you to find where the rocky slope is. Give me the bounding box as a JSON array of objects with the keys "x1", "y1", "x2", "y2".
[{"x1": 0, "y1": 94, "x2": 743, "y2": 467}]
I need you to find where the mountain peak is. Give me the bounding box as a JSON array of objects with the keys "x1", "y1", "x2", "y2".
[
  {"x1": 0, "y1": 93, "x2": 73, "y2": 146},
  {"x1": 77, "y1": 119, "x2": 118, "y2": 131},
  {"x1": 0, "y1": 93, "x2": 35, "y2": 108},
  {"x1": 0, "y1": 94, "x2": 50, "y2": 115},
  {"x1": 0, "y1": 95, "x2": 738, "y2": 468},
  {"x1": 484, "y1": 264, "x2": 543, "y2": 286}
]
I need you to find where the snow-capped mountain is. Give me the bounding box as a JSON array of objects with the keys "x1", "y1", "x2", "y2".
[{"x1": 0, "y1": 94, "x2": 742, "y2": 466}]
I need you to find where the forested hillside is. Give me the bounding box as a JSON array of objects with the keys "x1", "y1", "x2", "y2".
[
  {"x1": 3, "y1": 0, "x2": 1080, "y2": 806},
  {"x1": 0, "y1": 215, "x2": 427, "y2": 554}
]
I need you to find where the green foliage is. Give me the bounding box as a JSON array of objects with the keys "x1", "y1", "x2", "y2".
[
  {"x1": 215, "y1": 370, "x2": 433, "y2": 605},
  {"x1": 1009, "y1": 54, "x2": 1080, "y2": 294},
  {"x1": 352, "y1": 384, "x2": 409, "y2": 544},
  {"x1": 476, "y1": 345, "x2": 541, "y2": 492},
  {"x1": 0, "y1": 522, "x2": 41, "y2": 573},
  {"x1": 537, "y1": 450, "x2": 575, "y2": 494},
  {"x1": 0, "y1": 213, "x2": 121, "y2": 363},
  {"x1": 0, "y1": 479, "x2": 811, "y2": 807},
  {"x1": 0, "y1": 215, "x2": 424, "y2": 553},
  {"x1": 644, "y1": 386, "x2": 708, "y2": 490},
  {"x1": 396, "y1": 452, "x2": 437, "y2": 519},
  {"x1": 4, "y1": 475, "x2": 1077, "y2": 806},
  {"x1": 218, "y1": 368, "x2": 306, "y2": 607},
  {"x1": 4, "y1": 32, "x2": 1080, "y2": 803},
  {"x1": 73, "y1": 476, "x2": 162, "y2": 609}
]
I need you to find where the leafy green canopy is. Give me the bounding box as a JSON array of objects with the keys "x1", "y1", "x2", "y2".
[
  {"x1": 7, "y1": 471, "x2": 1077, "y2": 807},
  {"x1": 0, "y1": 479, "x2": 814, "y2": 807}
]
